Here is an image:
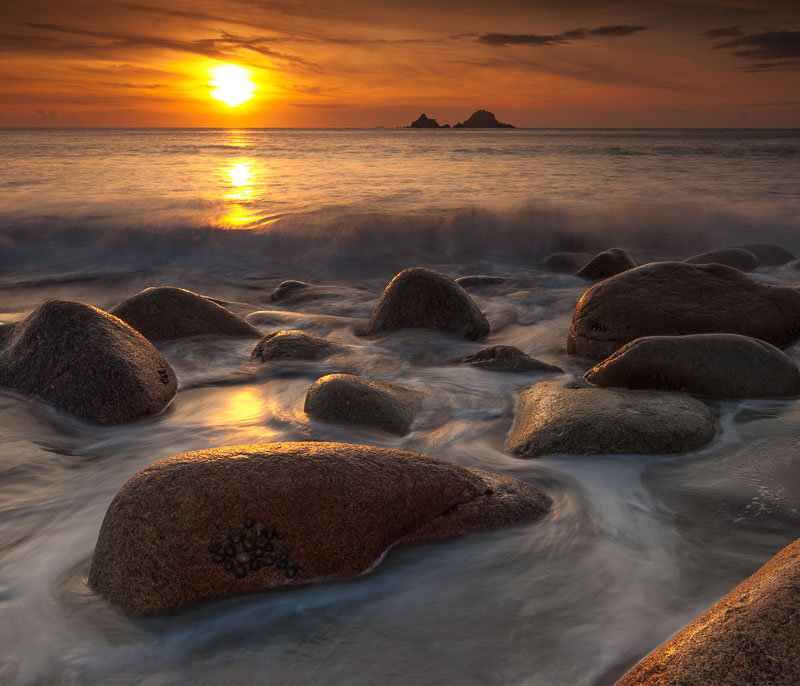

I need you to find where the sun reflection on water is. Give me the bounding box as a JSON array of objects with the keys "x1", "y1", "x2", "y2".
[{"x1": 221, "y1": 160, "x2": 259, "y2": 227}]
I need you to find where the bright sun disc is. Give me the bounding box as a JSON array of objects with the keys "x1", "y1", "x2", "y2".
[{"x1": 210, "y1": 65, "x2": 256, "y2": 107}]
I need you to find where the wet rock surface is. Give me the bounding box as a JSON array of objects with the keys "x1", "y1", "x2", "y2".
[
  {"x1": 575, "y1": 248, "x2": 637, "y2": 280},
  {"x1": 506, "y1": 379, "x2": 715, "y2": 458},
  {"x1": 270, "y1": 280, "x2": 314, "y2": 301},
  {"x1": 459, "y1": 345, "x2": 563, "y2": 373},
  {"x1": 585, "y1": 333, "x2": 800, "y2": 398},
  {"x1": 568, "y1": 261, "x2": 800, "y2": 360},
  {"x1": 683, "y1": 247, "x2": 759, "y2": 270},
  {"x1": 541, "y1": 252, "x2": 593, "y2": 273},
  {"x1": 304, "y1": 373, "x2": 420, "y2": 435},
  {"x1": 455, "y1": 275, "x2": 507, "y2": 288},
  {"x1": 615, "y1": 536, "x2": 800, "y2": 685},
  {"x1": 731, "y1": 243, "x2": 795, "y2": 266},
  {"x1": 111, "y1": 286, "x2": 261, "y2": 340},
  {"x1": 88, "y1": 441, "x2": 552, "y2": 615},
  {"x1": 251, "y1": 330, "x2": 346, "y2": 362},
  {"x1": 0, "y1": 300, "x2": 177, "y2": 424},
  {"x1": 362, "y1": 267, "x2": 490, "y2": 340}
]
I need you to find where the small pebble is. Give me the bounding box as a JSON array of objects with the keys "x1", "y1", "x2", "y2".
[
  {"x1": 283, "y1": 543, "x2": 292, "y2": 553},
  {"x1": 243, "y1": 538, "x2": 255, "y2": 550},
  {"x1": 285, "y1": 566, "x2": 297, "y2": 579},
  {"x1": 234, "y1": 564, "x2": 247, "y2": 579},
  {"x1": 254, "y1": 548, "x2": 264, "y2": 558},
  {"x1": 224, "y1": 544, "x2": 236, "y2": 558},
  {"x1": 249, "y1": 560, "x2": 261, "y2": 571},
  {"x1": 208, "y1": 542, "x2": 222, "y2": 553},
  {"x1": 276, "y1": 559, "x2": 287, "y2": 570},
  {"x1": 243, "y1": 517, "x2": 255, "y2": 529},
  {"x1": 223, "y1": 559, "x2": 233, "y2": 571},
  {"x1": 264, "y1": 542, "x2": 274, "y2": 553},
  {"x1": 229, "y1": 532, "x2": 243, "y2": 543},
  {"x1": 276, "y1": 531, "x2": 285, "y2": 540},
  {"x1": 264, "y1": 527, "x2": 275, "y2": 539},
  {"x1": 262, "y1": 554, "x2": 274, "y2": 566},
  {"x1": 236, "y1": 552, "x2": 251, "y2": 564},
  {"x1": 254, "y1": 523, "x2": 265, "y2": 536},
  {"x1": 211, "y1": 553, "x2": 225, "y2": 563}
]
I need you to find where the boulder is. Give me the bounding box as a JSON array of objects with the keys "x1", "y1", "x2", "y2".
[
  {"x1": 453, "y1": 110, "x2": 514, "y2": 128},
  {"x1": 505, "y1": 379, "x2": 714, "y2": 458},
  {"x1": 88, "y1": 441, "x2": 552, "y2": 615},
  {"x1": 270, "y1": 280, "x2": 314, "y2": 302},
  {"x1": 0, "y1": 300, "x2": 177, "y2": 424},
  {"x1": 111, "y1": 286, "x2": 261, "y2": 340},
  {"x1": 615, "y1": 537, "x2": 800, "y2": 685},
  {"x1": 362, "y1": 268, "x2": 490, "y2": 340},
  {"x1": 541, "y1": 252, "x2": 593, "y2": 273},
  {"x1": 455, "y1": 275, "x2": 507, "y2": 288},
  {"x1": 567, "y1": 262, "x2": 800, "y2": 360},
  {"x1": 575, "y1": 248, "x2": 637, "y2": 280},
  {"x1": 732, "y1": 243, "x2": 795, "y2": 266},
  {"x1": 683, "y1": 247, "x2": 759, "y2": 270},
  {"x1": 460, "y1": 345, "x2": 563, "y2": 373},
  {"x1": 251, "y1": 330, "x2": 346, "y2": 362},
  {"x1": 585, "y1": 334, "x2": 800, "y2": 398},
  {"x1": 304, "y1": 374, "x2": 419, "y2": 435}
]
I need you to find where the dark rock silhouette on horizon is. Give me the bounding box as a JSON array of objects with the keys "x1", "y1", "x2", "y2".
[
  {"x1": 454, "y1": 110, "x2": 514, "y2": 128},
  {"x1": 408, "y1": 114, "x2": 444, "y2": 128}
]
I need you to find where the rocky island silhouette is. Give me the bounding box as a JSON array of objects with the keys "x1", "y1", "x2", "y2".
[{"x1": 407, "y1": 109, "x2": 514, "y2": 128}]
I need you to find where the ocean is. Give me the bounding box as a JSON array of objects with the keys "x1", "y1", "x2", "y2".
[{"x1": 0, "y1": 127, "x2": 799, "y2": 685}]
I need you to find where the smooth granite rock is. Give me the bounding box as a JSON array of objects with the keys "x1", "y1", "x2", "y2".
[
  {"x1": 111, "y1": 286, "x2": 261, "y2": 340},
  {"x1": 505, "y1": 379, "x2": 715, "y2": 458},
  {"x1": 683, "y1": 247, "x2": 759, "y2": 270},
  {"x1": 586, "y1": 334, "x2": 800, "y2": 398},
  {"x1": 568, "y1": 262, "x2": 800, "y2": 360},
  {"x1": 252, "y1": 330, "x2": 345, "y2": 362},
  {"x1": 0, "y1": 300, "x2": 177, "y2": 424},
  {"x1": 731, "y1": 243, "x2": 795, "y2": 266},
  {"x1": 615, "y1": 537, "x2": 800, "y2": 685},
  {"x1": 541, "y1": 252, "x2": 593, "y2": 273},
  {"x1": 88, "y1": 441, "x2": 552, "y2": 615},
  {"x1": 362, "y1": 268, "x2": 490, "y2": 340},
  {"x1": 270, "y1": 280, "x2": 314, "y2": 302},
  {"x1": 460, "y1": 345, "x2": 563, "y2": 373},
  {"x1": 304, "y1": 373, "x2": 419, "y2": 435},
  {"x1": 575, "y1": 248, "x2": 637, "y2": 280}
]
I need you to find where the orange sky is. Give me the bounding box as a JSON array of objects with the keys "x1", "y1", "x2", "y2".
[{"x1": 1, "y1": 0, "x2": 798, "y2": 127}]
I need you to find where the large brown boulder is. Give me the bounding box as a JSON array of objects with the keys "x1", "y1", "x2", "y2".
[
  {"x1": 568, "y1": 262, "x2": 800, "y2": 360},
  {"x1": 506, "y1": 379, "x2": 715, "y2": 458},
  {"x1": 0, "y1": 300, "x2": 176, "y2": 424},
  {"x1": 732, "y1": 243, "x2": 795, "y2": 266},
  {"x1": 111, "y1": 286, "x2": 261, "y2": 340},
  {"x1": 615, "y1": 537, "x2": 800, "y2": 685},
  {"x1": 459, "y1": 345, "x2": 563, "y2": 374},
  {"x1": 575, "y1": 248, "x2": 637, "y2": 280},
  {"x1": 586, "y1": 334, "x2": 800, "y2": 398},
  {"x1": 362, "y1": 268, "x2": 490, "y2": 340},
  {"x1": 251, "y1": 330, "x2": 346, "y2": 362},
  {"x1": 683, "y1": 247, "x2": 758, "y2": 270},
  {"x1": 88, "y1": 442, "x2": 552, "y2": 615},
  {"x1": 304, "y1": 374, "x2": 419, "y2": 435}
]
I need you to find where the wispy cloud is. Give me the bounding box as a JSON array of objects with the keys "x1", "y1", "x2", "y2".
[
  {"x1": 703, "y1": 28, "x2": 800, "y2": 71},
  {"x1": 479, "y1": 25, "x2": 647, "y2": 47}
]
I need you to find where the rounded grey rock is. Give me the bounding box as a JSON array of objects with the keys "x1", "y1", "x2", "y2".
[
  {"x1": 460, "y1": 345, "x2": 563, "y2": 374},
  {"x1": 251, "y1": 329, "x2": 345, "y2": 362},
  {"x1": 683, "y1": 248, "x2": 759, "y2": 270},
  {"x1": 576, "y1": 248, "x2": 637, "y2": 280}
]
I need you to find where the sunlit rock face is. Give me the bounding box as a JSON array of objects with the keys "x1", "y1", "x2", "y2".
[
  {"x1": 586, "y1": 333, "x2": 800, "y2": 398},
  {"x1": 459, "y1": 345, "x2": 563, "y2": 374},
  {"x1": 575, "y1": 248, "x2": 637, "y2": 280},
  {"x1": 731, "y1": 243, "x2": 795, "y2": 266},
  {"x1": 615, "y1": 536, "x2": 800, "y2": 685},
  {"x1": 88, "y1": 442, "x2": 552, "y2": 615},
  {"x1": 111, "y1": 286, "x2": 261, "y2": 340},
  {"x1": 304, "y1": 374, "x2": 419, "y2": 435},
  {"x1": 567, "y1": 262, "x2": 800, "y2": 360},
  {"x1": 362, "y1": 268, "x2": 490, "y2": 340},
  {"x1": 0, "y1": 300, "x2": 176, "y2": 424},
  {"x1": 683, "y1": 247, "x2": 759, "y2": 270},
  {"x1": 505, "y1": 379, "x2": 715, "y2": 458},
  {"x1": 251, "y1": 330, "x2": 345, "y2": 362}
]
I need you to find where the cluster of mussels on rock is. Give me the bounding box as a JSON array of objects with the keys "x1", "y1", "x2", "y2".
[{"x1": 208, "y1": 517, "x2": 297, "y2": 580}]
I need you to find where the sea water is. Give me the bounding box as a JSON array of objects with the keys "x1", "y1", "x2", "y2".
[{"x1": 0, "y1": 128, "x2": 799, "y2": 685}]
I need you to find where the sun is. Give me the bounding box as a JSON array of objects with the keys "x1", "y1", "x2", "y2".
[{"x1": 209, "y1": 65, "x2": 256, "y2": 107}]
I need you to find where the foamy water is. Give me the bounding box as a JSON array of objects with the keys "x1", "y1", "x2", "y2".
[{"x1": 0, "y1": 128, "x2": 799, "y2": 685}]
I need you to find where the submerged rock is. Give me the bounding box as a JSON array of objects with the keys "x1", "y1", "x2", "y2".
[
  {"x1": 362, "y1": 268, "x2": 490, "y2": 340},
  {"x1": 111, "y1": 286, "x2": 261, "y2": 340},
  {"x1": 251, "y1": 330, "x2": 345, "y2": 362},
  {"x1": 615, "y1": 537, "x2": 800, "y2": 685},
  {"x1": 304, "y1": 373, "x2": 419, "y2": 435},
  {"x1": 586, "y1": 334, "x2": 800, "y2": 398},
  {"x1": 541, "y1": 252, "x2": 593, "y2": 273},
  {"x1": 683, "y1": 247, "x2": 759, "y2": 270},
  {"x1": 0, "y1": 300, "x2": 177, "y2": 424},
  {"x1": 731, "y1": 243, "x2": 795, "y2": 266},
  {"x1": 505, "y1": 379, "x2": 714, "y2": 458},
  {"x1": 269, "y1": 280, "x2": 314, "y2": 302},
  {"x1": 88, "y1": 441, "x2": 552, "y2": 615},
  {"x1": 567, "y1": 262, "x2": 800, "y2": 360},
  {"x1": 575, "y1": 248, "x2": 637, "y2": 280},
  {"x1": 460, "y1": 345, "x2": 563, "y2": 374},
  {"x1": 455, "y1": 275, "x2": 507, "y2": 288}
]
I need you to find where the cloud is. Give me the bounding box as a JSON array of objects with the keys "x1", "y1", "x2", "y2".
[
  {"x1": 289, "y1": 102, "x2": 350, "y2": 108},
  {"x1": 700, "y1": 26, "x2": 744, "y2": 40},
  {"x1": 705, "y1": 29, "x2": 800, "y2": 71},
  {"x1": 479, "y1": 24, "x2": 646, "y2": 47}
]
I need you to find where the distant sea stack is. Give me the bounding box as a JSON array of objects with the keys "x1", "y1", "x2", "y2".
[
  {"x1": 407, "y1": 113, "x2": 449, "y2": 128},
  {"x1": 454, "y1": 110, "x2": 514, "y2": 128}
]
